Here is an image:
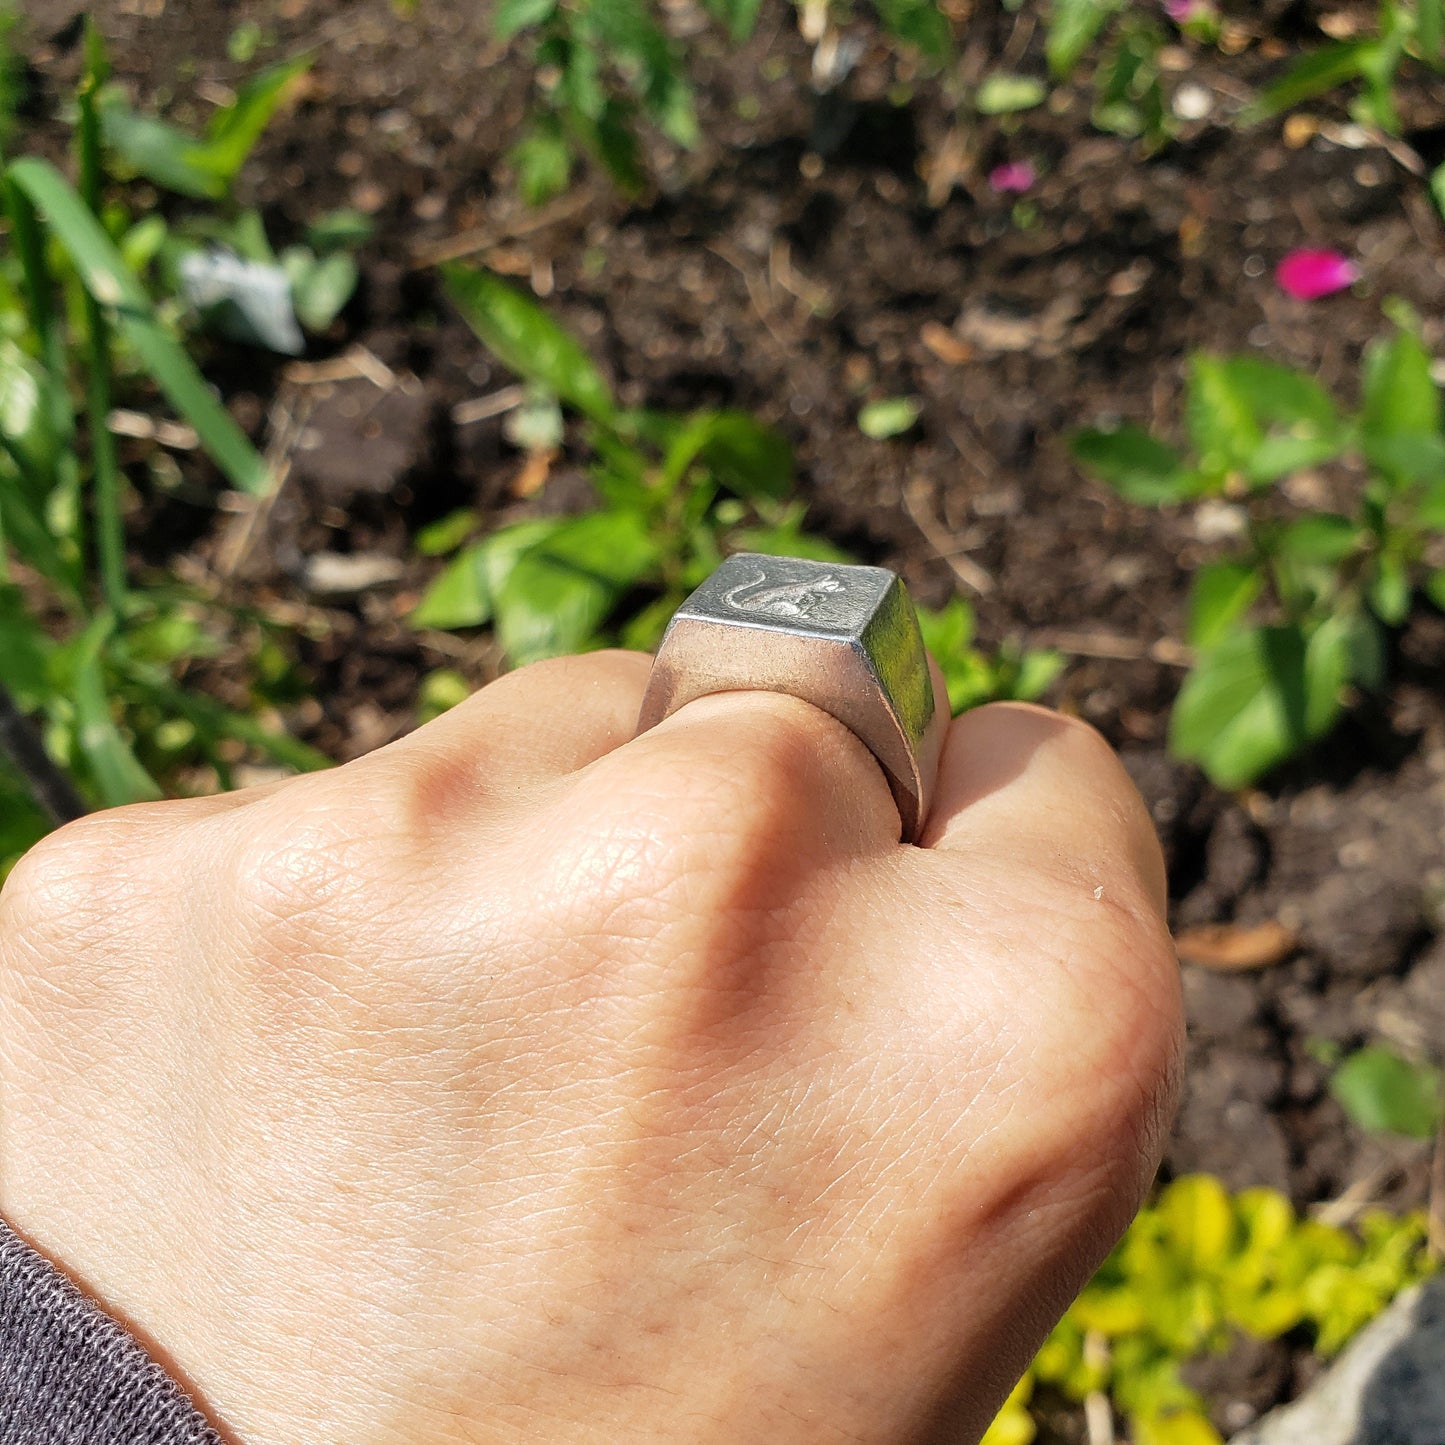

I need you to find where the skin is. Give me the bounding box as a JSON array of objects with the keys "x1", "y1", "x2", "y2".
[{"x1": 0, "y1": 650, "x2": 1182, "y2": 1444}]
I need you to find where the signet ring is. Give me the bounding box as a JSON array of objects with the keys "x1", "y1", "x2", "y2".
[{"x1": 635, "y1": 553, "x2": 946, "y2": 844}]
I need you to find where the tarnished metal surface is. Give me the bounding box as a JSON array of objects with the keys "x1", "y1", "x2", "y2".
[{"x1": 636, "y1": 553, "x2": 943, "y2": 843}]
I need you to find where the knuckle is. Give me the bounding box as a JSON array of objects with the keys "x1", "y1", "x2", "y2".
[
  {"x1": 228, "y1": 797, "x2": 377, "y2": 936},
  {"x1": 1, "y1": 813, "x2": 138, "y2": 934},
  {"x1": 220, "y1": 765, "x2": 430, "y2": 982},
  {"x1": 539, "y1": 701, "x2": 839, "y2": 938}
]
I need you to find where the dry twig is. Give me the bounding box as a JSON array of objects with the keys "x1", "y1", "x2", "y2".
[{"x1": 903, "y1": 479, "x2": 995, "y2": 596}]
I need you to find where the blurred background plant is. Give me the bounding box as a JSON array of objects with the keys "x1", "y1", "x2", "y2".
[
  {"x1": 1072, "y1": 306, "x2": 1445, "y2": 788},
  {"x1": 984, "y1": 1175, "x2": 1438, "y2": 1445},
  {"x1": 408, "y1": 265, "x2": 1062, "y2": 708},
  {"x1": 0, "y1": 21, "x2": 330, "y2": 875}
]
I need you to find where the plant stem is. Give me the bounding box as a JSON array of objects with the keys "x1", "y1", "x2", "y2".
[
  {"x1": 80, "y1": 295, "x2": 125, "y2": 614},
  {"x1": 0, "y1": 681, "x2": 87, "y2": 825},
  {"x1": 1, "y1": 168, "x2": 86, "y2": 603},
  {"x1": 77, "y1": 25, "x2": 126, "y2": 618}
]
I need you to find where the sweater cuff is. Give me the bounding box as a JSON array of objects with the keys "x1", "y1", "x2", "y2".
[{"x1": 0, "y1": 1214, "x2": 224, "y2": 1444}]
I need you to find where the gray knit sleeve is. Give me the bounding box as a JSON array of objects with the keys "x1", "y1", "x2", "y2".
[{"x1": 0, "y1": 1215, "x2": 224, "y2": 1444}]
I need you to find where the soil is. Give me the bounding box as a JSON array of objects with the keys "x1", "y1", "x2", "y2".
[{"x1": 19, "y1": 0, "x2": 1445, "y2": 1434}]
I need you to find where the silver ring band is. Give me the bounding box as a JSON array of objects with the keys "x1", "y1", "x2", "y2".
[{"x1": 636, "y1": 553, "x2": 945, "y2": 843}]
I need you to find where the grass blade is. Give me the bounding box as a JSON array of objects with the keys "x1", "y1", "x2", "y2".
[
  {"x1": 1419, "y1": 0, "x2": 1443, "y2": 67},
  {"x1": 1, "y1": 171, "x2": 78, "y2": 475},
  {"x1": 1242, "y1": 41, "x2": 1371, "y2": 122},
  {"x1": 5, "y1": 157, "x2": 271, "y2": 495},
  {"x1": 74, "y1": 663, "x2": 161, "y2": 804},
  {"x1": 78, "y1": 21, "x2": 126, "y2": 614}
]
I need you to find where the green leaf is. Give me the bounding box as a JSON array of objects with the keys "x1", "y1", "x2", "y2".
[
  {"x1": 588, "y1": 99, "x2": 647, "y2": 194},
  {"x1": 120, "y1": 213, "x2": 168, "y2": 274},
  {"x1": 587, "y1": 0, "x2": 698, "y2": 146},
  {"x1": 1012, "y1": 648, "x2": 1065, "y2": 701},
  {"x1": 1070, "y1": 425, "x2": 1196, "y2": 503},
  {"x1": 441, "y1": 264, "x2": 616, "y2": 426},
  {"x1": 858, "y1": 396, "x2": 922, "y2": 439},
  {"x1": 1432, "y1": 163, "x2": 1445, "y2": 221},
  {"x1": 494, "y1": 509, "x2": 660, "y2": 663},
  {"x1": 1277, "y1": 514, "x2": 1360, "y2": 565},
  {"x1": 1369, "y1": 433, "x2": 1445, "y2": 488},
  {"x1": 98, "y1": 97, "x2": 223, "y2": 199},
  {"x1": 702, "y1": 0, "x2": 763, "y2": 43},
  {"x1": 1362, "y1": 326, "x2": 1441, "y2": 483},
  {"x1": 508, "y1": 117, "x2": 573, "y2": 207},
  {"x1": 871, "y1": 0, "x2": 953, "y2": 61},
  {"x1": 1215, "y1": 357, "x2": 1346, "y2": 481},
  {"x1": 417, "y1": 668, "x2": 471, "y2": 723},
  {"x1": 1170, "y1": 620, "x2": 1349, "y2": 787},
  {"x1": 61, "y1": 636, "x2": 162, "y2": 807},
  {"x1": 1428, "y1": 568, "x2": 1445, "y2": 611},
  {"x1": 1187, "y1": 561, "x2": 1262, "y2": 649},
  {"x1": 1047, "y1": 0, "x2": 1120, "y2": 78},
  {"x1": 663, "y1": 410, "x2": 792, "y2": 499},
  {"x1": 0, "y1": 339, "x2": 59, "y2": 493},
  {"x1": 1134, "y1": 1409, "x2": 1226, "y2": 1445},
  {"x1": 494, "y1": 0, "x2": 558, "y2": 39},
  {"x1": 730, "y1": 524, "x2": 855, "y2": 565},
  {"x1": 304, "y1": 208, "x2": 374, "y2": 253},
  {"x1": 201, "y1": 55, "x2": 312, "y2": 184},
  {"x1": 410, "y1": 518, "x2": 565, "y2": 631},
  {"x1": 975, "y1": 73, "x2": 1047, "y2": 114},
  {"x1": 1187, "y1": 354, "x2": 1262, "y2": 481},
  {"x1": 1337, "y1": 607, "x2": 1387, "y2": 689},
  {"x1": 410, "y1": 546, "x2": 494, "y2": 627},
  {"x1": 5, "y1": 158, "x2": 270, "y2": 495},
  {"x1": 1243, "y1": 41, "x2": 1373, "y2": 122},
  {"x1": 1368, "y1": 552, "x2": 1411, "y2": 625},
  {"x1": 1421, "y1": 478, "x2": 1445, "y2": 530},
  {"x1": 1330, "y1": 1046, "x2": 1442, "y2": 1139},
  {"x1": 411, "y1": 546, "x2": 495, "y2": 630},
  {"x1": 1158, "y1": 1174, "x2": 1233, "y2": 1269},
  {"x1": 283, "y1": 248, "x2": 357, "y2": 332},
  {"x1": 1091, "y1": 16, "x2": 1172, "y2": 149},
  {"x1": 1420, "y1": 0, "x2": 1443, "y2": 69},
  {"x1": 99, "y1": 56, "x2": 309, "y2": 199},
  {"x1": 1354, "y1": 32, "x2": 1403, "y2": 134},
  {"x1": 413, "y1": 508, "x2": 477, "y2": 557}
]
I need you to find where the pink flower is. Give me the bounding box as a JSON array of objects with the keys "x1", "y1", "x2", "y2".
[
  {"x1": 1274, "y1": 249, "x2": 1359, "y2": 300},
  {"x1": 988, "y1": 161, "x2": 1036, "y2": 194}
]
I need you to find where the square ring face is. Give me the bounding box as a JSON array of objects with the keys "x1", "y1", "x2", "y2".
[{"x1": 679, "y1": 553, "x2": 895, "y2": 639}]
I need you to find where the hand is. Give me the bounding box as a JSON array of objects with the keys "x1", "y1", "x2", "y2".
[{"x1": 0, "y1": 651, "x2": 1181, "y2": 1444}]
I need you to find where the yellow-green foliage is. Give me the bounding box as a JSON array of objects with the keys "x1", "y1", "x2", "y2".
[{"x1": 984, "y1": 1175, "x2": 1438, "y2": 1445}]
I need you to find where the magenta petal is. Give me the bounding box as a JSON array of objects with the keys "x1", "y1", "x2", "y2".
[
  {"x1": 1164, "y1": 0, "x2": 1192, "y2": 20},
  {"x1": 1274, "y1": 249, "x2": 1359, "y2": 300},
  {"x1": 988, "y1": 161, "x2": 1036, "y2": 194}
]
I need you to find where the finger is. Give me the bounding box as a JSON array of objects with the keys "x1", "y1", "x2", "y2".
[
  {"x1": 580, "y1": 685, "x2": 907, "y2": 855},
  {"x1": 394, "y1": 649, "x2": 654, "y2": 783},
  {"x1": 919, "y1": 702, "x2": 1167, "y2": 917}
]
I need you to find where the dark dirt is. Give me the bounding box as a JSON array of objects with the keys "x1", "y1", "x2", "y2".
[{"x1": 19, "y1": 0, "x2": 1445, "y2": 1431}]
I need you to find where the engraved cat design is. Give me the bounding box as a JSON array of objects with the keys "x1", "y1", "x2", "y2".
[{"x1": 722, "y1": 570, "x2": 845, "y2": 619}]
